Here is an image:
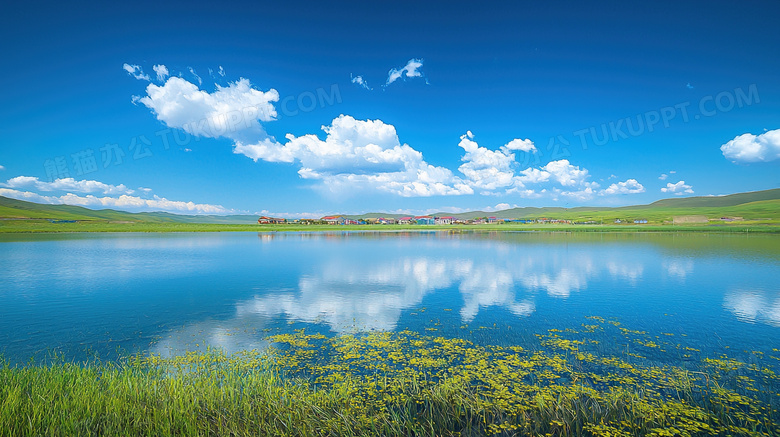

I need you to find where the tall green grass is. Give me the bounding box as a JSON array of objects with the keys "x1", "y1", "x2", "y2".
[{"x1": 2, "y1": 320, "x2": 778, "y2": 436}]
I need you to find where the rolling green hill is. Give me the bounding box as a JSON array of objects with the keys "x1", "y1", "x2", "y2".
[
  {"x1": 0, "y1": 196, "x2": 258, "y2": 224},
  {"x1": 2, "y1": 188, "x2": 779, "y2": 226},
  {"x1": 343, "y1": 189, "x2": 780, "y2": 223}
]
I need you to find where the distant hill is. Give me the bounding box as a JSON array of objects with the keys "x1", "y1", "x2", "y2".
[
  {"x1": 341, "y1": 189, "x2": 780, "y2": 222},
  {"x1": 0, "y1": 196, "x2": 258, "y2": 224},
  {"x1": 643, "y1": 188, "x2": 780, "y2": 208},
  {"x1": 2, "y1": 188, "x2": 779, "y2": 224}
]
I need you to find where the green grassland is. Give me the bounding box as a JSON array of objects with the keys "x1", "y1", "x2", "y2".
[
  {"x1": 2, "y1": 318, "x2": 778, "y2": 437},
  {"x1": 1, "y1": 189, "x2": 779, "y2": 233}
]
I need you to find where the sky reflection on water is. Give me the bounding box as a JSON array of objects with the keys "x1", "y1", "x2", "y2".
[{"x1": 0, "y1": 231, "x2": 778, "y2": 362}]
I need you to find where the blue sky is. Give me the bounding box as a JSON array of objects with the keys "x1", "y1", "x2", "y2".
[{"x1": 1, "y1": 0, "x2": 779, "y2": 217}]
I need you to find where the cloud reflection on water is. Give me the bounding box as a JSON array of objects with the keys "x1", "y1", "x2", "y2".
[{"x1": 723, "y1": 289, "x2": 780, "y2": 327}]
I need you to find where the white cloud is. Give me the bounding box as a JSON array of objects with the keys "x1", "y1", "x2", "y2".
[
  {"x1": 721, "y1": 128, "x2": 780, "y2": 163},
  {"x1": 0, "y1": 188, "x2": 233, "y2": 214},
  {"x1": 3, "y1": 176, "x2": 134, "y2": 195},
  {"x1": 386, "y1": 58, "x2": 425, "y2": 86},
  {"x1": 503, "y1": 138, "x2": 536, "y2": 152},
  {"x1": 123, "y1": 63, "x2": 150, "y2": 81},
  {"x1": 481, "y1": 203, "x2": 516, "y2": 212},
  {"x1": 541, "y1": 159, "x2": 593, "y2": 187},
  {"x1": 0, "y1": 165, "x2": 4, "y2": 171},
  {"x1": 658, "y1": 173, "x2": 668, "y2": 180},
  {"x1": 554, "y1": 187, "x2": 597, "y2": 202},
  {"x1": 188, "y1": 67, "x2": 202, "y2": 86},
  {"x1": 132, "y1": 72, "x2": 633, "y2": 203},
  {"x1": 138, "y1": 76, "x2": 279, "y2": 141},
  {"x1": 661, "y1": 180, "x2": 694, "y2": 195},
  {"x1": 235, "y1": 115, "x2": 473, "y2": 197},
  {"x1": 516, "y1": 167, "x2": 550, "y2": 184},
  {"x1": 457, "y1": 132, "x2": 518, "y2": 191},
  {"x1": 351, "y1": 74, "x2": 371, "y2": 90},
  {"x1": 152, "y1": 64, "x2": 169, "y2": 82},
  {"x1": 601, "y1": 179, "x2": 645, "y2": 195},
  {"x1": 218, "y1": 66, "x2": 226, "y2": 77}
]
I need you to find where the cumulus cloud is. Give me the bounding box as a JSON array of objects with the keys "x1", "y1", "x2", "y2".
[
  {"x1": 658, "y1": 173, "x2": 668, "y2": 180},
  {"x1": 720, "y1": 129, "x2": 780, "y2": 163},
  {"x1": 132, "y1": 72, "x2": 639, "y2": 202},
  {"x1": 123, "y1": 63, "x2": 150, "y2": 81},
  {"x1": 386, "y1": 58, "x2": 426, "y2": 87},
  {"x1": 601, "y1": 179, "x2": 645, "y2": 195},
  {"x1": 503, "y1": 138, "x2": 536, "y2": 152},
  {"x1": 457, "y1": 132, "x2": 519, "y2": 191},
  {"x1": 542, "y1": 159, "x2": 592, "y2": 187},
  {"x1": 152, "y1": 64, "x2": 169, "y2": 82},
  {"x1": 457, "y1": 133, "x2": 546, "y2": 193},
  {"x1": 661, "y1": 180, "x2": 694, "y2": 195},
  {"x1": 235, "y1": 115, "x2": 472, "y2": 197},
  {"x1": 3, "y1": 176, "x2": 134, "y2": 195},
  {"x1": 138, "y1": 76, "x2": 279, "y2": 141},
  {"x1": 351, "y1": 74, "x2": 371, "y2": 90}
]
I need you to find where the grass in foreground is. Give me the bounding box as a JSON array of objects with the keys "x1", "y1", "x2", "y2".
[{"x1": 2, "y1": 318, "x2": 778, "y2": 436}]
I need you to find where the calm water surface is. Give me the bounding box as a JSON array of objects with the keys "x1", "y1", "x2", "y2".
[{"x1": 1, "y1": 231, "x2": 778, "y2": 364}]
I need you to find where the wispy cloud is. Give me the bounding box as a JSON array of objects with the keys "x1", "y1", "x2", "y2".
[
  {"x1": 351, "y1": 74, "x2": 371, "y2": 90},
  {"x1": 122, "y1": 63, "x2": 150, "y2": 81},
  {"x1": 385, "y1": 58, "x2": 426, "y2": 87},
  {"x1": 188, "y1": 67, "x2": 203, "y2": 86},
  {"x1": 152, "y1": 64, "x2": 169, "y2": 82}
]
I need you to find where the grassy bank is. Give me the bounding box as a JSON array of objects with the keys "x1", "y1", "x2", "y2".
[
  {"x1": 2, "y1": 319, "x2": 778, "y2": 436},
  {"x1": 2, "y1": 219, "x2": 780, "y2": 233}
]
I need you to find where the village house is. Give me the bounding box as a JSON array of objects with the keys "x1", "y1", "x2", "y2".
[
  {"x1": 321, "y1": 215, "x2": 347, "y2": 225},
  {"x1": 377, "y1": 217, "x2": 396, "y2": 225},
  {"x1": 434, "y1": 216, "x2": 454, "y2": 225},
  {"x1": 397, "y1": 216, "x2": 413, "y2": 224},
  {"x1": 414, "y1": 215, "x2": 435, "y2": 225},
  {"x1": 257, "y1": 216, "x2": 286, "y2": 224}
]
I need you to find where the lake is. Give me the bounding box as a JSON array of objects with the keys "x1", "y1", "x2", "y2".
[{"x1": 1, "y1": 231, "x2": 778, "y2": 366}]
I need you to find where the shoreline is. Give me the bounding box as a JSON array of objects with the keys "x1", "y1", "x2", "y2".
[{"x1": 1, "y1": 220, "x2": 780, "y2": 234}]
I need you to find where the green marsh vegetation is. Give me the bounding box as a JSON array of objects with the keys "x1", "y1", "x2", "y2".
[{"x1": 2, "y1": 317, "x2": 778, "y2": 436}]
